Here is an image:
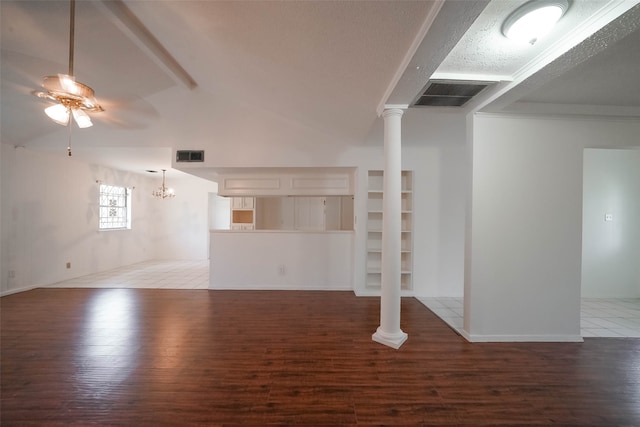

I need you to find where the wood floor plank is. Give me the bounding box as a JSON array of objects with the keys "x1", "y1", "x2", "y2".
[{"x1": 2, "y1": 288, "x2": 639, "y2": 425}]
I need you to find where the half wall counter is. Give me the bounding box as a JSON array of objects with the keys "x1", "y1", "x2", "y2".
[{"x1": 209, "y1": 230, "x2": 353, "y2": 290}]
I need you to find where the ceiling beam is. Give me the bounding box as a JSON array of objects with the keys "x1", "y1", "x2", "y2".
[
  {"x1": 378, "y1": 0, "x2": 489, "y2": 115},
  {"x1": 94, "y1": 0, "x2": 197, "y2": 90}
]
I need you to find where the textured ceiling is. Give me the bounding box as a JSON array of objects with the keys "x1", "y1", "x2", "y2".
[
  {"x1": 483, "y1": 2, "x2": 640, "y2": 116},
  {"x1": 435, "y1": 0, "x2": 611, "y2": 78},
  {"x1": 427, "y1": 0, "x2": 640, "y2": 117},
  {"x1": 517, "y1": 6, "x2": 640, "y2": 107}
]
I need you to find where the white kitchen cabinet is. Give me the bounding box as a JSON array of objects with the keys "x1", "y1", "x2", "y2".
[
  {"x1": 232, "y1": 197, "x2": 254, "y2": 209},
  {"x1": 230, "y1": 197, "x2": 255, "y2": 230}
]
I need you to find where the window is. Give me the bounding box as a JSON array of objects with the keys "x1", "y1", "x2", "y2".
[{"x1": 99, "y1": 184, "x2": 131, "y2": 230}]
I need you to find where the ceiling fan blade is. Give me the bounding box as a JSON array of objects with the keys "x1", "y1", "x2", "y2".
[{"x1": 91, "y1": 95, "x2": 159, "y2": 130}]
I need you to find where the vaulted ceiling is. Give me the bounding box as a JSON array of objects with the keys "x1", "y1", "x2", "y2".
[{"x1": 2, "y1": 1, "x2": 639, "y2": 176}]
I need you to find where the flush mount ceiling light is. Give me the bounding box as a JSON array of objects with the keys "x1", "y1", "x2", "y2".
[
  {"x1": 151, "y1": 169, "x2": 176, "y2": 200},
  {"x1": 35, "y1": 0, "x2": 103, "y2": 135},
  {"x1": 502, "y1": 0, "x2": 569, "y2": 45}
]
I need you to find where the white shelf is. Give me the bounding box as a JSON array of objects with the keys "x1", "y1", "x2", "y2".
[
  {"x1": 367, "y1": 269, "x2": 413, "y2": 274},
  {"x1": 365, "y1": 170, "x2": 413, "y2": 291},
  {"x1": 369, "y1": 210, "x2": 413, "y2": 215},
  {"x1": 367, "y1": 249, "x2": 412, "y2": 253},
  {"x1": 367, "y1": 190, "x2": 412, "y2": 195}
]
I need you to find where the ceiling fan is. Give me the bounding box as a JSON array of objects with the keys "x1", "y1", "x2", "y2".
[{"x1": 34, "y1": 0, "x2": 103, "y2": 155}]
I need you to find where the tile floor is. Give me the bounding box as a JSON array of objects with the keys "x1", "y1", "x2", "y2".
[
  {"x1": 417, "y1": 297, "x2": 465, "y2": 332},
  {"x1": 418, "y1": 297, "x2": 640, "y2": 338},
  {"x1": 49, "y1": 260, "x2": 209, "y2": 289},
  {"x1": 581, "y1": 298, "x2": 640, "y2": 337},
  {"x1": 49, "y1": 260, "x2": 640, "y2": 338}
]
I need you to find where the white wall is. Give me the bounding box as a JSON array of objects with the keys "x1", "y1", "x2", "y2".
[
  {"x1": 392, "y1": 110, "x2": 467, "y2": 298},
  {"x1": 582, "y1": 148, "x2": 640, "y2": 298},
  {"x1": 152, "y1": 174, "x2": 218, "y2": 260},
  {"x1": 210, "y1": 231, "x2": 353, "y2": 290},
  {"x1": 1, "y1": 145, "x2": 158, "y2": 295},
  {"x1": 403, "y1": 142, "x2": 467, "y2": 298},
  {"x1": 346, "y1": 110, "x2": 467, "y2": 297},
  {"x1": 465, "y1": 114, "x2": 640, "y2": 342},
  {"x1": 0, "y1": 141, "x2": 3, "y2": 294},
  {"x1": 344, "y1": 144, "x2": 464, "y2": 297},
  {"x1": 0, "y1": 145, "x2": 217, "y2": 295},
  {"x1": 209, "y1": 194, "x2": 231, "y2": 230}
]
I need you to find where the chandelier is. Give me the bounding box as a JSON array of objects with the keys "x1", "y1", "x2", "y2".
[
  {"x1": 35, "y1": 0, "x2": 103, "y2": 132},
  {"x1": 151, "y1": 169, "x2": 176, "y2": 199}
]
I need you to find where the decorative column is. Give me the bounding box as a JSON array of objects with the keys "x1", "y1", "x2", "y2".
[{"x1": 372, "y1": 107, "x2": 408, "y2": 349}]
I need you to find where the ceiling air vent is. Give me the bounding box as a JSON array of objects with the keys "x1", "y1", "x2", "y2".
[
  {"x1": 413, "y1": 80, "x2": 493, "y2": 107},
  {"x1": 176, "y1": 150, "x2": 204, "y2": 162}
]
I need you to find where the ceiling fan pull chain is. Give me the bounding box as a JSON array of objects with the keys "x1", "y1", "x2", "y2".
[{"x1": 67, "y1": 113, "x2": 73, "y2": 157}]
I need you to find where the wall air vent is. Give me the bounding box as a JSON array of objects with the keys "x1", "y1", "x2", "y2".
[
  {"x1": 176, "y1": 150, "x2": 204, "y2": 162},
  {"x1": 412, "y1": 80, "x2": 493, "y2": 107}
]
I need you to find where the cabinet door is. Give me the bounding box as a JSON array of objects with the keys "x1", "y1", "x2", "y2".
[
  {"x1": 324, "y1": 197, "x2": 341, "y2": 230},
  {"x1": 243, "y1": 197, "x2": 254, "y2": 209},
  {"x1": 294, "y1": 197, "x2": 325, "y2": 231},
  {"x1": 232, "y1": 197, "x2": 244, "y2": 209},
  {"x1": 232, "y1": 197, "x2": 254, "y2": 209}
]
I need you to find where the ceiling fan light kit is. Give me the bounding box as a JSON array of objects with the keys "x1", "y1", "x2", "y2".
[
  {"x1": 502, "y1": 0, "x2": 569, "y2": 45},
  {"x1": 39, "y1": 74, "x2": 103, "y2": 126},
  {"x1": 35, "y1": 0, "x2": 103, "y2": 134},
  {"x1": 44, "y1": 103, "x2": 70, "y2": 125}
]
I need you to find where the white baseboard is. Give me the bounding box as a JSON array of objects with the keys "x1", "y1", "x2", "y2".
[
  {"x1": 1, "y1": 285, "x2": 39, "y2": 297},
  {"x1": 209, "y1": 283, "x2": 352, "y2": 291},
  {"x1": 460, "y1": 329, "x2": 583, "y2": 343}
]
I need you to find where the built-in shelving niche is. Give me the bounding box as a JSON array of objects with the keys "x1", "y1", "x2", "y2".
[{"x1": 366, "y1": 170, "x2": 413, "y2": 291}]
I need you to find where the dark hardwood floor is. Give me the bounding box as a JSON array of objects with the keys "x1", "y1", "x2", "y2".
[{"x1": 2, "y1": 288, "x2": 639, "y2": 426}]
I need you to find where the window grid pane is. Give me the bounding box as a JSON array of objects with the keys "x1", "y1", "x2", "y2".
[{"x1": 99, "y1": 184, "x2": 130, "y2": 230}]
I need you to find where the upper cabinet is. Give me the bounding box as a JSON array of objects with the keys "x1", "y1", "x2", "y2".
[
  {"x1": 217, "y1": 168, "x2": 355, "y2": 197},
  {"x1": 232, "y1": 196, "x2": 254, "y2": 210}
]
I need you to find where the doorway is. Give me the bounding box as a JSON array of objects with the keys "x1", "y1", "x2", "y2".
[{"x1": 581, "y1": 148, "x2": 640, "y2": 337}]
